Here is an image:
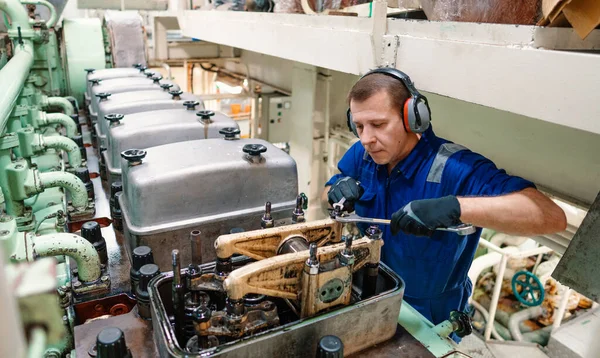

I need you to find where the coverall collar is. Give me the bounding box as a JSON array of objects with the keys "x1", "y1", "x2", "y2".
[{"x1": 364, "y1": 126, "x2": 435, "y2": 180}]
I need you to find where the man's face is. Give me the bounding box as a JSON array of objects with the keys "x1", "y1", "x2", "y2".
[{"x1": 350, "y1": 90, "x2": 413, "y2": 167}]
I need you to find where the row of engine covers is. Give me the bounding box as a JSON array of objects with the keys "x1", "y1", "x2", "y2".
[{"x1": 84, "y1": 65, "x2": 299, "y2": 269}]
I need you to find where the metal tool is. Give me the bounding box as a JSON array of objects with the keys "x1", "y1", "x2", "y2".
[{"x1": 333, "y1": 199, "x2": 476, "y2": 236}]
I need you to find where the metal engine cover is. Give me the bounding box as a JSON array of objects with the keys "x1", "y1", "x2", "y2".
[
  {"x1": 89, "y1": 77, "x2": 181, "y2": 115},
  {"x1": 119, "y1": 138, "x2": 298, "y2": 269},
  {"x1": 104, "y1": 109, "x2": 239, "y2": 183},
  {"x1": 95, "y1": 91, "x2": 204, "y2": 147},
  {"x1": 85, "y1": 68, "x2": 147, "y2": 99}
]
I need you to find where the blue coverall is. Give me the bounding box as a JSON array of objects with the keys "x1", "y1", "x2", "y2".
[{"x1": 326, "y1": 125, "x2": 535, "y2": 328}]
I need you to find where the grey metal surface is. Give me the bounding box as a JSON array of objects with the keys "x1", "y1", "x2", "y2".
[
  {"x1": 119, "y1": 138, "x2": 298, "y2": 268},
  {"x1": 149, "y1": 263, "x2": 404, "y2": 357},
  {"x1": 487, "y1": 341, "x2": 549, "y2": 358},
  {"x1": 347, "y1": 324, "x2": 436, "y2": 358},
  {"x1": 105, "y1": 109, "x2": 239, "y2": 178},
  {"x1": 89, "y1": 77, "x2": 181, "y2": 114},
  {"x1": 552, "y1": 191, "x2": 600, "y2": 302},
  {"x1": 546, "y1": 307, "x2": 600, "y2": 358},
  {"x1": 95, "y1": 91, "x2": 204, "y2": 146},
  {"x1": 86, "y1": 69, "x2": 147, "y2": 99}
]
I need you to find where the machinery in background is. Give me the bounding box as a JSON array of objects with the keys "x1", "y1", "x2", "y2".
[{"x1": 5, "y1": 1, "x2": 597, "y2": 357}]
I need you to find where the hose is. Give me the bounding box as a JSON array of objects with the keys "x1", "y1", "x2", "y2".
[
  {"x1": 41, "y1": 113, "x2": 78, "y2": 138},
  {"x1": 42, "y1": 135, "x2": 82, "y2": 168},
  {"x1": 45, "y1": 97, "x2": 74, "y2": 116},
  {"x1": 508, "y1": 306, "x2": 544, "y2": 341},
  {"x1": 33, "y1": 233, "x2": 101, "y2": 282},
  {"x1": 38, "y1": 171, "x2": 87, "y2": 210}
]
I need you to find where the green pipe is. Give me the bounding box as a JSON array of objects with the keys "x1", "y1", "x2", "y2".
[
  {"x1": 27, "y1": 326, "x2": 47, "y2": 358},
  {"x1": 432, "y1": 320, "x2": 454, "y2": 338},
  {"x1": 0, "y1": 149, "x2": 15, "y2": 214},
  {"x1": 21, "y1": 0, "x2": 57, "y2": 27},
  {"x1": 41, "y1": 135, "x2": 82, "y2": 168},
  {"x1": 44, "y1": 97, "x2": 74, "y2": 116},
  {"x1": 38, "y1": 171, "x2": 87, "y2": 210},
  {"x1": 0, "y1": 0, "x2": 32, "y2": 29},
  {"x1": 33, "y1": 233, "x2": 101, "y2": 282},
  {"x1": 0, "y1": 42, "x2": 34, "y2": 134},
  {"x1": 41, "y1": 113, "x2": 78, "y2": 138}
]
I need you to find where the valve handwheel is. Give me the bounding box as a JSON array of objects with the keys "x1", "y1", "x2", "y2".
[{"x1": 511, "y1": 270, "x2": 545, "y2": 307}]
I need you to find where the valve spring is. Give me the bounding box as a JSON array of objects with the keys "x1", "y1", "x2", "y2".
[{"x1": 183, "y1": 291, "x2": 210, "y2": 341}]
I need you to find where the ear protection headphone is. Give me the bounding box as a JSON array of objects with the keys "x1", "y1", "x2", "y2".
[{"x1": 346, "y1": 67, "x2": 431, "y2": 137}]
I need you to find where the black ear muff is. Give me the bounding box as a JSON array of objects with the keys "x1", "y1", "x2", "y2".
[{"x1": 346, "y1": 108, "x2": 359, "y2": 137}]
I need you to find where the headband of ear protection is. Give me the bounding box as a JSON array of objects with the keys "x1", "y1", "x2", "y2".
[{"x1": 346, "y1": 67, "x2": 431, "y2": 137}]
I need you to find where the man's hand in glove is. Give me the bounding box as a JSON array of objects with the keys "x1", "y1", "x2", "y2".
[
  {"x1": 327, "y1": 177, "x2": 364, "y2": 212},
  {"x1": 391, "y1": 196, "x2": 462, "y2": 237}
]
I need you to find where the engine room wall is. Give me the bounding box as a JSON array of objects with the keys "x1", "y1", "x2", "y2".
[
  {"x1": 224, "y1": 50, "x2": 294, "y2": 93},
  {"x1": 427, "y1": 94, "x2": 600, "y2": 206}
]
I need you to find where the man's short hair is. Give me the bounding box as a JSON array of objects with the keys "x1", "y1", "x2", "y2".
[{"x1": 347, "y1": 73, "x2": 411, "y2": 118}]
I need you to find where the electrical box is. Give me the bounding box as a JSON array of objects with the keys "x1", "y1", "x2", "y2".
[{"x1": 266, "y1": 96, "x2": 292, "y2": 143}]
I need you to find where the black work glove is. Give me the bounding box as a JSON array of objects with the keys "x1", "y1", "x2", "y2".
[
  {"x1": 327, "y1": 176, "x2": 364, "y2": 212},
  {"x1": 391, "y1": 196, "x2": 462, "y2": 237}
]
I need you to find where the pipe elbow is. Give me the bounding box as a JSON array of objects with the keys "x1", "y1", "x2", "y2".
[
  {"x1": 44, "y1": 113, "x2": 78, "y2": 138},
  {"x1": 33, "y1": 233, "x2": 101, "y2": 282},
  {"x1": 41, "y1": 135, "x2": 82, "y2": 168},
  {"x1": 38, "y1": 171, "x2": 88, "y2": 210},
  {"x1": 508, "y1": 306, "x2": 544, "y2": 342},
  {"x1": 45, "y1": 97, "x2": 74, "y2": 116}
]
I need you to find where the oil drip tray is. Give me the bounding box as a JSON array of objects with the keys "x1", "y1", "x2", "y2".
[{"x1": 149, "y1": 260, "x2": 405, "y2": 357}]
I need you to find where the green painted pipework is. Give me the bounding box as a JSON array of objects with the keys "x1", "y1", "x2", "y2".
[
  {"x1": 0, "y1": 0, "x2": 35, "y2": 133},
  {"x1": 25, "y1": 188, "x2": 63, "y2": 214},
  {"x1": 27, "y1": 326, "x2": 47, "y2": 358},
  {"x1": 432, "y1": 320, "x2": 454, "y2": 338},
  {"x1": 37, "y1": 171, "x2": 87, "y2": 210},
  {"x1": 0, "y1": 0, "x2": 32, "y2": 28},
  {"x1": 42, "y1": 113, "x2": 78, "y2": 138},
  {"x1": 32, "y1": 233, "x2": 101, "y2": 282},
  {"x1": 40, "y1": 135, "x2": 82, "y2": 168},
  {"x1": 0, "y1": 214, "x2": 18, "y2": 261},
  {"x1": 21, "y1": 0, "x2": 57, "y2": 28},
  {"x1": 0, "y1": 42, "x2": 34, "y2": 134},
  {"x1": 44, "y1": 96, "x2": 74, "y2": 116},
  {"x1": 5, "y1": 160, "x2": 87, "y2": 216}
]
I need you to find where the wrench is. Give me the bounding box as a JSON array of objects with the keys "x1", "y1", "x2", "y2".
[{"x1": 332, "y1": 200, "x2": 476, "y2": 236}]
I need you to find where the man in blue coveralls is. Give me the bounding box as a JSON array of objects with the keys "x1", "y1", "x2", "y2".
[{"x1": 322, "y1": 68, "x2": 567, "y2": 332}]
